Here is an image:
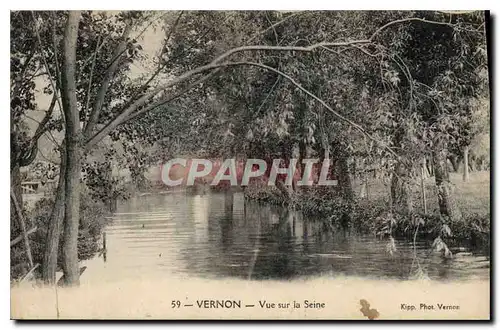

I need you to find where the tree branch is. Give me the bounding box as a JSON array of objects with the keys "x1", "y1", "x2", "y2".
[
  {"x1": 31, "y1": 11, "x2": 64, "y2": 115},
  {"x1": 83, "y1": 15, "x2": 463, "y2": 152},
  {"x1": 81, "y1": 40, "x2": 391, "y2": 148},
  {"x1": 51, "y1": 12, "x2": 62, "y2": 89},
  {"x1": 135, "y1": 11, "x2": 171, "y2": 42},
  {"x1": 91, "y1": 59, "x2": 400, "y2": 161},
  {"x1": 85, "y1": 41, "x2": 374, "y2": 149},
  {"x1": 23, "y1": 114, "x2": 62, "y2": 149},
  {"x1": 19, "y1": 146, "x2": 38, "y2": 167},
  {"x1": 125, "y1": 11, "x2": 185, "y2": 100},
  {"x1": 246, "y1": 12, "x2": 303, "y2": 43},
  {"x1": 83, "y1": 20, "x2": 133, "y2": 137},
  {"x1": 83, "y1": 34, "x2": 101, "y2": 124},
  {"x1": 123, "y1": 69, "x2": 220, "y2": 123},
  {"x1": 217, "y1": 61, "x2": 401, "y2": 160},
  {"x1": 369, "y1": 17, "x2": 455, "y2": 41},
  {"x1": 79, "y1": 12, "x2": 166, "y2": 70},
  {"x1": 32, "y1": 92, "x2": 57, "y2": 143},
  {"x1": 37, "y1": 146, "x2": 61, "y2": 165},
  {"x1": 164, "y1": 11, "x2": 184, "y2": 45},
  {"x1": 83, "y1": 11, "x2": 185, "y2": 140}
]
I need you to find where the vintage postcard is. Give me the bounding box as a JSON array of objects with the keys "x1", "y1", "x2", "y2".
[{"x1": 10, "y1": 10, "x2": 491, "y2": 320}]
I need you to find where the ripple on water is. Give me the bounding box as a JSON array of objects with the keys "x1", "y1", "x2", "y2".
[{"x1": 86, "y1": 193, "x2": 490, "y2": 283}]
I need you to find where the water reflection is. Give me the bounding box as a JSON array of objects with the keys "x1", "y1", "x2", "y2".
[{"x1": 93, "y1": 192, "x2": 489, "y2": 282}]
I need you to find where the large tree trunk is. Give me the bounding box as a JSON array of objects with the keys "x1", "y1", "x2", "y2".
[
  {"x1": 433, "y1": 148, "x2": 462, "y2": 222},
  {"x1": 60, "y1": 11, "x2": 82, "y2": 286},
  {"x1": 463, "y1": 145, "x2": 470, "y2": 182},
  {"x1": 42, "y1": 149, "x2": 66, "y2": 284},
  {"x1": 61, "y1": 135, "x2": 82, "y2": 286}
]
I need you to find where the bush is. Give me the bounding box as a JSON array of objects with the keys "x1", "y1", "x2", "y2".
[{"x1": 10, "y1": 186, "x2": 110, "y2": 280}]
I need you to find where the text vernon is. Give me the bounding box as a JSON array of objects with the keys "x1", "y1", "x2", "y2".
[{"x1": 196, "y1": 300, "x2": 242, "y2": 308}]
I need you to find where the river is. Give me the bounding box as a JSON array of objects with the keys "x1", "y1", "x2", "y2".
[
  {"x1": 81, "y1": 192, "x2": 489, "y2": 284},
  {"x1": 11, "y1": 192, "x2": 491, "y2": 319}
]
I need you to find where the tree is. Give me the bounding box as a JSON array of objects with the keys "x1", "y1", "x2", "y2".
[
  {"x1": 391, "y1": 11, "x2": 488, "y2": 220},
  {"x1": 36, "y1": 10, "x2": 158, "y2": 283}
]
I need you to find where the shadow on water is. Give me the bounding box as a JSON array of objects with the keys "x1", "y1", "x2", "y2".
[{"x1": 95, "y1": 192, "x2": 489, "y2": 282}]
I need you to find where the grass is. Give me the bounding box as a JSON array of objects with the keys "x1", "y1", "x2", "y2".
[{"x1": 350, "y1": 171, "x2": 490, "y2": 218}]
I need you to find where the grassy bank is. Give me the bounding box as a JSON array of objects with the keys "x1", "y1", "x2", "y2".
[{"x1": 245, "y1": 171, "x2": 490, "y2": 252}]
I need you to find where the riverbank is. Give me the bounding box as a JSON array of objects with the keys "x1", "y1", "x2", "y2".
[
  {"x1": 11, "y1": 275, "x2": 489, "y2": 320},
  {"x1": 244, "y1": 171, "x2": 490, "y2": 251}
]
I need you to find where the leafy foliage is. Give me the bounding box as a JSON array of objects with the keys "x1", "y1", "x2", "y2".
[{"x1": 10, "y1": 10, "x2": 490, "y2": 282}]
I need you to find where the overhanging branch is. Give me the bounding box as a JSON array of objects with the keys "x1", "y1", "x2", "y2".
[
  {"x1": 84, "y1": 14, "x2": 465, "y2": 153},
  {"x1": 123, "y1": 69, "x2": 220, "y2": 124},
  {"x1": 216, "y1": 61, "x2": 401, "y2": 160}
]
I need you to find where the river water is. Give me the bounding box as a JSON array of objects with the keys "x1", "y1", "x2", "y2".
[{"x1": 83, "y1": 192, "x2": 489, "y2": 284}]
